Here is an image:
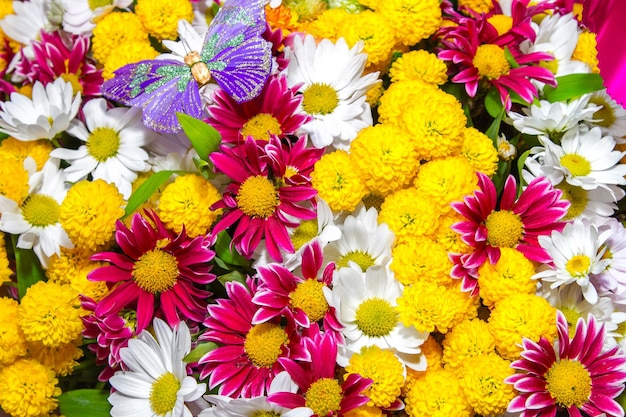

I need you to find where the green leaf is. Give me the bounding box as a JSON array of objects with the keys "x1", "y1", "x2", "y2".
[
  {"x1": 543, "y1": 73, "x2": 604, "y2": 103},
  {"x1": 57, "y1": 389, "x2": 111, "y2": 417},
  {"x1": 484, "y1": 87, "x2": 505, "y2": 118},
  {"x1": 217, "y1": 270, "x2": 247, "y2": 286},
  {"x1": 485, "y1": 105, "x2": 505, "y2": 142},
  {"x1": 177, "y1": 113, "x2": 221, "y2": 162},
  {"x1": 123, "y1": 170, "x2": 180, "y2": 219},
  {"x1": 184, "y1": 342, "x2": 218, "y2": 363},
  {"x1": 214, "y1": 231, "x2": 249, "y2": 267},
  {"x1": 504, "y1": 47, "x2": 521, "y2": 69},
  {"x1": 517, "y1": 149, "x2": 532, "y2": 189},
  {"x1": 13, "y1": 234, "x2": 46, "y2": 299}
]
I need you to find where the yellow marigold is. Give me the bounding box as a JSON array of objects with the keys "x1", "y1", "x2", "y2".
[
  {"x1": 414, "y1": 156, "x2": 478, "y2": 215},
  {"x1": 461, "y1": 127, "x2": 499, "y2": 176},
  {"x1": 266, "y1": 3, "x2": 300, "y2": 37},
  {"x1": 458, "y1": 353, "x2": 516, "y2": 416},
  {"x1": 377, "y1": 0, "x2": 442, "y2": 46},
  {"x1": 102, "y1": 40, "x2": 159, "y2": 80},
  {"x1": 365, "y1": 78, "x2": 385, "y2": 107},
  {"x1": 478, "y1": 247, "x2": 537, "y2": 307},
  {"x1": 18, "y1": 281, "x2": 83, "y2": 347},
  {"x1": 488, "y1": 14, "x2": 513, "y2": 36},
  {"x1": 59, "y1": 179, "x2": 125, "y2": 253},
  {"x1": 0, "y1": 0, "x2": 13, "y2": 21},
  {"x1": 27, "y1": 338, "x2": 83, "y2": 377},
  {"x1": 572, "y1": 31, "x2": 599, "y2": 74},
  {"x1": 135, "y1": 0, "x2": 193, "y2": 40},
  {"x1": 302, "y1": 7, "x2": 349, "y2": 41},
  {"x1": 157, "y1": 174, "x2": 222, "y2": 238},
  {"x1": 0, "y1": 233, "x2": 12, "y2": 285},
  {"x1": 488, "y1": 293, "x2": 557, "y2": 360},
  {"x1": 399, "y1": 88, "x2": 467, "y2": 160},
  {"x1": 378, "y1": 79, "x2": 437, "y2": 126},
  {"x1": 0, "y1": 137, "x2": 52, "y2": 170},
  {"x1": 0, "y1": 297, "x2": 27, "y2": 365},
  {"x1": 343, "y1": 404, "x2": 384, "y2": 417},
  {"x1": 46, "y1": 248, "x2": 93, "y2": 285},
  {"x1": 435, "y1": 212, "x2": 473, "y2": 255},
  {"x1": 404, "y1": 368, "x2": 472, "y2": 417},
  {"x1": 92, "y1": 12, "x2": 149, "y2": 64},
  {"x1": 397, "y1": 280, "x2": 479, "y2": 334},
  {"x1": 311, "y1": 150, "x2": 367, "y2": 211},
  {"x1": 442, "y1": 318, "x2": 495, "y2": 372},
  {"x1": 350, "y1": 124, "x2": 420, "y2": 196},
  {"x1": 341, "y1": 10, "x2": 397, "y2": 69},
  {"x1": 458, "y1": 0, "x2": 494, "y2": 14},
  {"x1": 389, "y1": 50, "x2": 448, "y2": 85},
  {"x1": 0, "y1": 150, "x2": 30, "y2": 205},
  {"x1": 391, "y1": 238, "x2": 453, "y2": 287},
  {"x1": 379, "y1": 187, "x2": 440, "y2": 244},
  {"x1": 0, "y1": 359, "x2": 61, "y2": 417}
]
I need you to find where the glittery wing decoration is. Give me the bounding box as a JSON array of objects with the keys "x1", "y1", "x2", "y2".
[
  {"x1": 101, "y1": 60, "x2": 203, "y2": 133},
  {"x1": 201, "y1": 0, "x2": 272, "y2": 103}
]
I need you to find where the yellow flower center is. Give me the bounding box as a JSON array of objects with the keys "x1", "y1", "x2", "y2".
[
  {"x1": 60, "y1": 72, "x2": 84, "y2": 96},
  {"x1": 336, "y1": 250, "x2": 376, "y2": 270},
  {"x1": 149, "y1": 372, "x2": 180, "y2": 416},
  {"x1": 560, "y1": 154, "x2": 591, "y2": 177},
  {"x1": 485, "y1": 210, "x2": 524, "y2": 248},
  {"x1": 473, "y1": 44, "x2": 511, "y2": 80},
  {"x1": 589, "y1": 96, "x2": 616, "y2": 128},
  {"x1": 565, "y1": 255, "x2": 591, "y2": 278},
  {"x1": 240, "y1": 113, "x2": 282, "y2": 141},
  {"x1": 21, "y1": 194, "x2": 61, "y2": 228},
  {"x1": 236, "y1": 175, "x2": 279, "y2": 218},
  {"x1": 88, "y1": 0, "x2": 113, "y2": 10},
  {"x1": 545, "y1": 359, "x2": 592, "y2": 408},
  {"x1": 302, "y1": 83, "x2": 339, "y2": 115},
  {"x1": 290, "y1": 220, "x2": 318, "y2": 251},
  {"x1": 87, "y1": 127, "x2": 121, "y2": 162},
  {"x1": 355, "y1": 297, "x2": 398, "y2": 337},
  {"x1": 305, "y1": 377, "x2": 343, "y2": 416},
  {"x1": 556, "y1": 182, "x2": 587, "y2": 220},
  {"x1": 487, "y1": 15, "x2": 513, "y2": 36},
  {"x1": 539, "y1": 57, "x2": 559, "y2": 75},
  {"x1": 244, "y1": 322, "x2": 287, "y2": 368},
  {"x1": 290, "y1": 279, "x2": 328, "y2": 322},
  {"x1": 132, "y1": 249, "x2": 179, "y2": 294}
]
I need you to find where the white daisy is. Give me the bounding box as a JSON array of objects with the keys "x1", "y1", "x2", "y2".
[
  {"x1": 284, "y1": 34, "x2": 380, "y2": 150},
  {"x1": 159, "y1": 20, "x2": 206, "y2": 63},
  {"x1": 0, "y1": 0, "x2": 56, "y2": 60},
  {"x1": 533, "y1": 218, "x2": 611, "y2": 304},
  {"x1": 108, "y1": 318, "x2": 206, "y2": 417},
  {"x1": 0, "y1": 158, "x2": 73, "y2": 268},
  {"x1": 61, "y1": 0, "x2": 133, "y2": 35},
  {"x1": 329, "y1": 264, "x2": 428, "y2": 371},
  {"x1": 0, "y1": 78, "x2": 81, "y2": 141},
  {"x1": 594, "y1": 216, "x2": 626, "y2": 297},
  {"x1": 585, "y1": 89, "x2": 626, "y2": 142},
  {"x1": 50, "y1": 98, "x2": 153, "y2": 199}
]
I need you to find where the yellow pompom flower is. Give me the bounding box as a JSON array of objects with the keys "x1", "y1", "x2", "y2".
[
  {"x1": 135, "y1": 0, "x2": 193, "y2": 41},
  {"x1": 378, "y1": 79, "x2": 437, "y2": 126},
  {"x1": 350, "y1": 124, "x2": 420, "y2": 196},
  {"x1": 442, "y1": 318, "x2": 496, "y2": 372},
  {"x1": 488, "y1": 294, "x2": 557, "y2": 360},
  {"x1": 458, "y1": 0, "x2": 494, "y2": 14},
  {"x1": 343, "y1": 404, "x2": 384, "y2": 417},
  {"x1": 379, "y1": 187, "x2": 440, "y2": 244},
  {"x1": 341, "y1": 11, "x2": 397, "y2": 69},
  {"x1": 0, "y1": 359, "x2": 61, "y2": 417},
  {"x1": 389, "y1": 50, "x2": 448, "y2": 85},
  {"x1": 435, "y1": 212, "x2": 473, "y2": 255},
  {"x1": 0, "y1": 137, "x2": 53, "y2": 170},
  {"x1": 402, "y1": 335, "x2": 444, "y2": 395},
  {"x1": 377, "y1": 0, "x2": 442, "y2": 46},
  {"x1": 92, "y1": 12, "x2": 149, "y2": 64},
  {"x1": 404, "y1": 368, "x2": 473, "y2": 417},
  {"x1": 572, "y1": 31, "x2": 599, "y2": 74},
  {"x1": 27, "y1": 338, "x2": 83, "y2": 377},
  {"x1": 391, "y1": 238, "x2": 454, "y2": 287},
  {"x1": 18, "y1": 281, "x2": 83, "y2": 347},
  {"x1": 0, "y1": 150, "x2": 30, "y2": 205},
  {"x1": 0, "y1": 233, "x2": 13, "y2": 285},
  {"x1": 0, "y1": 0, "x2": 13, "y2": 21},
  {"x1": 0, "y1": 297, "x2": 27, "y2": 365},
  {"x1": 311, "y1": 150, "x2": 367, "y2": 211},
  {"x1": 59, "y1": 179, "x2": 125, "y2": 253},
  {"x1": 461, "y1": 127, "x2": 499, "y2": 176},
  {"x1": 102, "y1": 40, "x2": 159, "y2": 80},
  {"x1": 284, "y1": 0, "x2": 327, "y2": 22},
  {"x1": 459, "y1": 353, "x2": 516, "y2": 416},
  {"x1": 46, "y1": 249, "x2": 109, "y2": 301},
  {"x1": 478, "y1": 247, "x2": 537, "y2": 307},
  {"x1": 303, "y1": 8, "x2": 350, "y2": 41},
  {"x1": 266, "y1": 3, "x2": 300, "y2": 38}
]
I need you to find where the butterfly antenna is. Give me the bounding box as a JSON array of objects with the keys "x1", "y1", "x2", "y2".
[{"x1": 181, "y1": 38, "x2": 192, "y2": 54}]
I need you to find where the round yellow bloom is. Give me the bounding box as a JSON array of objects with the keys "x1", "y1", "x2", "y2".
[
  {"x1": 488, "y1": 294, "x2": 557, "y2": 360},
  {"x1": 459, "y1": 353, "x2": 516, "y2": 416},
  {"x1": 402, "y1": 335, "x2": 444, "y2": 395},
  {"x1": 0, "y1": 297, "x2": 27, "y2": 365},
  {"x1": 0, "y1": 150, "x2": 30, "y2": 205},
  {"x1": 284, "y1": 0, "x2": 327, "y2": 22},
  {"x1": 389, "y1": 50, "x2": 448, "y2": 85},
  {"x1": 266, "y1": 3, "x2": 300, "y2": 38},
  {"x1": 435, "y1": 212, "x2": 473, "y2": 255},
  {"x1": 0, "y1": 0, "x2": 13, "y2": 21},
  {"x1": 27, "y1": 338, "x2": 83, "y2": 377},
  {"x1": 0, "y1": 232, "x2": 13, "y2": 285},
  {"x1": 341, "y1": 10, "x2": 397, "y2": 69},
  {"x1": 572, "y1": 31, "x2": 599, "y2": 74},
  {"x1": 478, "y1": 247, "x2": 537, "y2": 307},
  {"x1": 343, "y1": 404, "x2": 384, "y2": 417},
  {"x1": 0, "y1": 359, "x2": 61, "y2": 417},
  {"x1": 377, "y1": 0, "x2": 442, "y2": 46},
  {"x1": 442, "y1": 318, "x2": 496, "y2": 371},
  {"x1": 103, "y1": 40, "x2": 159, "y2": 80},
  {"x1": 461, "y1": 127, "x2": 499, "y2": 176},
  {"x1": 458, "y1": 0, "x2": 494, "y2": 14},
  {"x1": 303, "y1": 8, "x2": 350, "y2": 41},
  {"x1": 404, "y1": 368, "x2": 472, "y2": 417},
  {"x1": 350, "y1": 124, "x2": 420, "y2": 196},
  {"x1": 0, "y1": 137, "x2": 53, "y2": 170},
  {"x1": 379, "y1": 187, "x2": 440, "y2": 244},
  {"x1": 311, "y1": 150, "x2": 367, "y2": 211},
  {"x1": 391, "y1": 238, "x2": 453, "y2": 287},
  {"x1": 92, "y1": 12, "x2": 149, "y2": 64},
  {"x1": 59, "y1": 179, "x2": 125, "y2": 253},
  {"x1": 378, "y1": 79, "x2": 438, "y2": 126},
  {"x1": 135, "y1": 0, "x2": 193, "y2": 40}
]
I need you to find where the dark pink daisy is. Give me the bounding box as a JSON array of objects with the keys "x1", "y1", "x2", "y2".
[
  {"x1": 450, "y1": 173, "x2": 569, "y2": 294},
  {"x1": 88, "y1": 210, "x2": 215, "y2": 333},
  {"x1": 210, "y1": 136, "x2": 321, "y2": 262},
  {"x1": 506, "y1": 311, "x2": 626, "y2": 417},
  {"x1": 268, "y1": 324, "x2": 372, "y2": 417}
]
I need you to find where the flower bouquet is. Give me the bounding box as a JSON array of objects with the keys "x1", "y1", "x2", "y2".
[{"x1": 1, "y1": 0, "x2": 626, "y2": 416}]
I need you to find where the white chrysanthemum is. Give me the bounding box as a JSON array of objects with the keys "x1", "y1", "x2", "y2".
[
  {"x1": 594, "y1": 216, "x2": 626, "y2": 297},
  {"x1": 329, "y1": 264, "x2": 428, "y2": 370},
  {"x1": 50, "y1": 98, "x2": 153, "y2": 199},
  {"x1": 109, "y1": 318, "x2": 206, "y2": 417},
  {"x1": 159, "y1": 20, "x2": 206, "y2": 63},
  {"x1": 0, "y1": 158, "x2": 73, "y2": 268},
  {"x1": 284, "y1": 34, "x2": 380, "y2": 150},
  {"x1": 533, "y1": 218, "x2": 610, "y2": 304},
  {"x1": 0, "y1": 78, "x2": 81, "y2": 141},
  {"x1": 61, "y1": 0, "x2": 133, "y2": 35},
  {"x1": 0, "y1": 0, "x2": 56, "y2": 59},
  {"x1": 585, "y1": 89, "x2": 626, "y2": 142}
]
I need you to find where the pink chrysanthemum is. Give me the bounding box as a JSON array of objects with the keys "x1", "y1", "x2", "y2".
[
  {"x1": 210, "y1": 136, "x2": 322, "y2": 262},
  {"x1": 450, "y1": 173, "x2": 569, "y2": 294},
  {"x1": 207, "y1": 74, "x2": 311, "y2": 144},
  {"x1": 88, "y1": 210, "x2": 215, "y2": 333},
  {"x1": 198, "y1": 278, "x2": 300, "y2": 398},
  {"x1": 268, "y1": 325, "x2": 372, "y2": 417},
  {"x1": 506, "y1": 311, "x2": 626, "y2": 417},
  {"x1": 16, "y1": 31, "x2": 104, "y2": 98}
]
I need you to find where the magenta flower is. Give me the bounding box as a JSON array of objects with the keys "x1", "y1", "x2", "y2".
[
  {"x1": 88, "y1": 210, "x2": 215, "y2": 333},
  {"x1": 506, "y1": 311, "x2": 626, "y2": 417}
]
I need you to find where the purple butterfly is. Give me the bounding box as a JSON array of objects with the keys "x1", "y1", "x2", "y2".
[{"x1": 101, "y1": 0, "x2": 272, "y2": 133}]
